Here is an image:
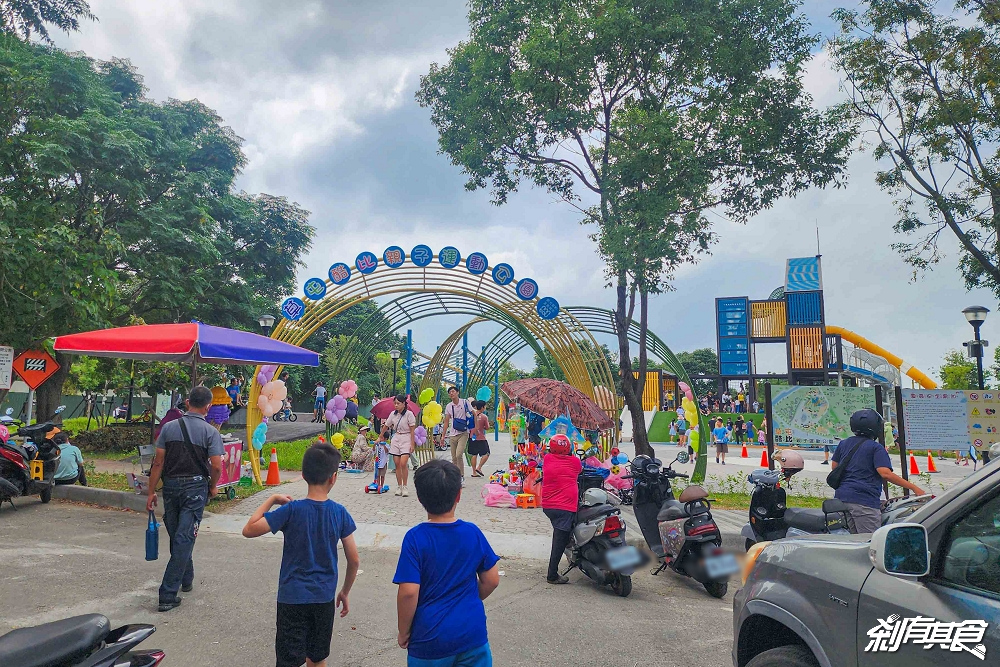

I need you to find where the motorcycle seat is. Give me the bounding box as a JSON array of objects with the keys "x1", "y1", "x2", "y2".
[
  {"x1": 14, "y1": 422, "x2": 53, "y2": 442},
  {"x1": 657, "y1": 499, "x2": 688, "y2": 521},
  {"x1": 0, "y1": 614, "x2": 110, "y2": 667},
  {"x1": 678, "y1": 485, "x2": 708, "y2": 503},
  {"x1": 577, "y1": 503, "x2": 616, "y2": 524},
  {"x1": 783, "y1": 507, "x2": 830, "y2": 533}
]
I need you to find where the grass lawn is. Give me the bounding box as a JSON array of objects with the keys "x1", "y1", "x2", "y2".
[
  {"x1": 707, "y1": 492, "x2": 824, "y2": 510},
  {"x1": 83, "y1": 469, "x2": 133, "y2": 492},
  {"x1": 648, "y1": 411, "x2": 765, "y2": 441}
]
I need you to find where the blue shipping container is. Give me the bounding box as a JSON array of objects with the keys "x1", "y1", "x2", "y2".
[
  {"x1": 719, "y1": 338, "x2": 749, "y2": 351},
  {"x1": 718, "y1": 323, "x2": 748, "y2": 337},
  {"x1": 720, "y1": 362, "x2": 750, "y2": 376},
  {"x1": 720, "y1": 349, "x2": 749, "y2": 363},
  {"x1": 787, "y1": 291, "x2": 823, "y2": 325}
]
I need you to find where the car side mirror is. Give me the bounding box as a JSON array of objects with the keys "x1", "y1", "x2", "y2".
[{"x1": 869, "y1": 524, "x2": 930, "y2": 577}]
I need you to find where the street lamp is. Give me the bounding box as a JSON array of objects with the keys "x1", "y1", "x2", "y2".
[
  {"x1": 258, "y1": 314, "x2": 276, "y2": 337},
  {"x1": 962, "y1": 306, "x2": 990, "y2": 389},
  {"x1": 390, "y1": 349, "x2": 401, "y2": 395}
]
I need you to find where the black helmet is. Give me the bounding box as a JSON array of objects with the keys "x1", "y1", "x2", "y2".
[
  {"x1": 850, "y1": 409, "x2": 883, "y2": 439},
  {"x1": 631, "y1": 455, "x2": 652, "y2": 477}
]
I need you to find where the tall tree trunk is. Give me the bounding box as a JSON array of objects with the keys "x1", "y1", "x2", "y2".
[
  {"x1": 615, "y1": 276, "x2": 652, "y2": 457},
  {"x1": 35, "y1": 351, "x2": 72, "y2": 424}
]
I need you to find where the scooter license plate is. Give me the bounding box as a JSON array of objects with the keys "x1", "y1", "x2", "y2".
[
  {"x1": 704, "y1": 553, "x2": 739, "y2": 578},
  {"x1": 605, "y1": 546, "x2": 642, "y2": 571}
]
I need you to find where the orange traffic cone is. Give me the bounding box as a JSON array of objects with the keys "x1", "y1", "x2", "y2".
[
  {"x1": 741, "y1": 443, "x2": 749, "y2": 458},
  {"x1": 909, "y1": 454, "x2": 921, "y2": 475},
  {"x1": 265, "y1": 447, "x2": 281, "y2": 486},
  {"x1": 926, "y1": 454, "x2": 939, "y2": 473},
  {"x1": 760, "y1": 448, "x2": 769, "y2": 467}
]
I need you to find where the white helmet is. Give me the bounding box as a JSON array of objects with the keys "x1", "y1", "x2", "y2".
[{"x1": 581, "y1": 487, "x2": 609, "y2": 507}]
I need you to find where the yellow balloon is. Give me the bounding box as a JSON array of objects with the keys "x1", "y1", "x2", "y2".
[
  {"x1": 331, "y1": 433, "x2": 344, "y2": 448},
  {"x1": 422, "y1": 412, "x2": 438, "y2": 428}
]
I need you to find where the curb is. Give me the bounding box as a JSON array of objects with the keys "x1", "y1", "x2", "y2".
[{"x1": 52, "y1": 485, "x2": 148, "y2": 512}]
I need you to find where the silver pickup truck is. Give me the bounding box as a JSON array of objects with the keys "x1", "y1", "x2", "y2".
[{"x1": 733, "y1": 462, "x2": 1000, "y2": 667}]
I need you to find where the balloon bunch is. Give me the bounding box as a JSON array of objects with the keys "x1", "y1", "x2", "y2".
[
  {"x1": 422, "y1": 401, "x2": 443, "y2": 428},
  {"x1": 418, "y1": 387, "x2": 435, "y2": 405},
  {"x1": 257, "y1": 380, "x2": 287, "y2": 418},
  {"x1": 339, "y1": 379, "x2": 358, "y2": 398},
  {"x1": 678, "y1": 381, "x2": 695, "y2": 404},
  {"x1": 414, "y1": 426, "x2": 428, "y2": 446},
  {"x1": 475, "y1": 386, "x2": 492, "y2": 402},
  {"x1": 252, "y1": 421, "x2": 268, "y2": 450},
  {"x1": 257, "y1": 364, "x2": 277, "y2": 386},
  {"x1": 326, "y1": 395, "x2": 348, "y2": 424}
]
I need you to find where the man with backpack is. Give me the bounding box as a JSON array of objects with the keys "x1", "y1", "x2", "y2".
[
  {"x1": 440, "y1": 386, "x2": 473, "y2": 487},
  {"x1": 830, "y1": 409, "x2": 925, "y2": 534}
]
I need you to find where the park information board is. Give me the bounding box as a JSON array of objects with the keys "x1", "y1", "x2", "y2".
[
  {"x1": 771, "y1": 386, "x2": 876, "y2": 447},
  {"x1": 0, "y1": 346, "x2": 12, "y2": 390},
  {"x1": 901, "y1": 390, "x2": 993, "y2": 452}
]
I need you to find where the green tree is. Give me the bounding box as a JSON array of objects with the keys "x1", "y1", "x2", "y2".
[
  {"x1": 939, "y1": 349, "x2": 981, "y2": 389},
  {"x1": 498, "y1": 360, "x2": 528, "y2": 384},
  {"x1": 417, "y1": 0, "x2": 850, "y2": 459},
  {"x1": 675, "y1": 348, "x2": 719, "y2": 396},
  {"x1": 0, "y1": 0, "x2": 94, "y2": 42},
  {"x1": 0, "y1": 38, "x2": 314, "y2": 417},
  {"x1": 831, "y1": 0, "x2": 1000, "y2": 295}
]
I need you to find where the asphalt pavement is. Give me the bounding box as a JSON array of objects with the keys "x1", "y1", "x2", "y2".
[{"x1": 0, "y1": 501, "x2": 736, "y2": 667}]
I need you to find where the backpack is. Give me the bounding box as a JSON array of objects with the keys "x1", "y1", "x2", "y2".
[{"x1": 450, "y1": 400, "x2": 473, "y2": 432}]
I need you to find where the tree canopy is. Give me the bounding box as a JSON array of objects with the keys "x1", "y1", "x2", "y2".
[
  {"x1": 831, "y1": 0, "x2": 1000, "y2": 295},
  {"x1": 417, "y1": 0, "x2": 850, "y2": 459},
  {"x1": 938, "y1": 349, "x2": 984, "y2": 389},
  {"x1": 0, "y1": 0, "x2": 93, "y2": 43}
]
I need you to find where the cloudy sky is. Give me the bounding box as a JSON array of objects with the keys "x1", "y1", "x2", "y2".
[{"x1": 56, "y1": 0, "x2": 995, "y2": 381}]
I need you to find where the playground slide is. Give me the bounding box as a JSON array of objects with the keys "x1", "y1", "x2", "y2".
[
  {"x1": 826, "y1": 325, "x2": 937, "y2": 390},
  {"x1": 619, "y1": 407, "x2": 657, "y2": 442}
]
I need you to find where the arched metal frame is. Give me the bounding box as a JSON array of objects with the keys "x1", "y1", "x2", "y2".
[{"x1": 246, "y1": 255, "x2": 618, "y2": 482}]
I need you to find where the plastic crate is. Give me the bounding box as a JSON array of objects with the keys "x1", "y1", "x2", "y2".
[{"x1": 30, "y1": 459, "x2": 44, "y2": 481}]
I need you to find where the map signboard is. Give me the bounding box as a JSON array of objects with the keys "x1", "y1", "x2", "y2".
[
  {"x1": 900, "y1": 390, "x2": 995, "y2": 452},
  {"x1": 770, "y1": 385, "x2": 876, "y2": 447},
  {"x1": 0, "y1": 346, "x2": 12, "y2": 390}
]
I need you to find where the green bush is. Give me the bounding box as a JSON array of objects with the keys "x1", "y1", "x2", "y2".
[{"x1": 73, "y1": 424, "x2": 152, "y2": 454}]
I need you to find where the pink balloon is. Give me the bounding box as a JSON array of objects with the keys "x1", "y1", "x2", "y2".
[
  {"x1": 339, "y1": 379, "x2": 358, "y2": 398},
  {"x1": 678, "y1": 381, "x2": 691, "y2": 394}
]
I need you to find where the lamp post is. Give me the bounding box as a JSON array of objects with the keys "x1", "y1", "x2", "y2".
[
  {"x1": 390, "y1": 349, "x2": 401, "y2": 395},
  {"x1": 258, "y1": 314, "x2": 276, "y2": 337},
  {"x1": 962, "y1": 306, "x2": 990, "y2": 389}
]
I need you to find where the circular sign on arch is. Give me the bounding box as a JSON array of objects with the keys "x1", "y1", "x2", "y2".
[
  {"x1": 328, "y1": 263, "x2": 351, "y2": 285},
  {"x1": 303, "y1": 278, "x2": 327, "y2": 300},
  {"x1": 439, "y1": 246, "x2": 461, "y2": 269},
  {"x1": 281, "y1": 297, "x2": 306, "y2": 321},
  {"x1": 411, "y1": 244, "x2": 433, "y2": 267},
  {"x1": 356, "y1": 251, "x2": 378, "y2": 274},
  {"x1": 516, "y1": 278, "x2": 539, "y2": 301},
  {"x1": 536, "y1": 296, "x2": 560, "y2": 320},
  {"x1": 492, "y1": 263, "x2": 514, "y2": 286},
  {"x1": 384, "y1": 246, "x2": 406, "y2": 268},
  {"x1": 466, "y1": 252, "x2": 488, "y2": 275}
]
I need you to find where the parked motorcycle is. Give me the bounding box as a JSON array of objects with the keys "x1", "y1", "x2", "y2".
[
  {"x1": 631, "y1": 451, "x2": 737, "y2": 598},
  {"x1": 0, "y1": 614, "x2": 163, "y2": 667},
  {"x1": 560, "y1": 459, "x2": 644, "y2": 597},
  {"x1": 0, "y1": 420, "x2": 61, "y2": 509}
]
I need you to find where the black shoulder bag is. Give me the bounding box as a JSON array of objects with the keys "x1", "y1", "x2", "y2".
[{"x1": 826, "y1": 438, "x2": 868, "y2": 490}]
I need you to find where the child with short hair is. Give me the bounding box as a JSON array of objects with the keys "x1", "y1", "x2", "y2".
[
  {"x1": 394, "y1": 459, "x2": 500, "y2": 666},
  {"x1": 243, "y1": 442, "x2": 360, "y2": 667},
  {"x1": 374, "y1": 436, "x2": 390, "y2": 489}
]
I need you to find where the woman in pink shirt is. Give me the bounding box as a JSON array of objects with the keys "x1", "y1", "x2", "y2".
[{"x1": 541, "y1": 434, "x2": 582, "y2": 584}]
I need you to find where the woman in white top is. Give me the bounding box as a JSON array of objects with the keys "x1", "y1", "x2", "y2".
[{"x1": 380, "y1": 394, "x2": 416, "y2": 496}]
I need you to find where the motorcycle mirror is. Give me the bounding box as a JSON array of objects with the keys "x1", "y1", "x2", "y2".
[
  {"x1": 675, "y1": 451, "x2": 690, "y2": 464},
  {"x1": 54, "y1": 405, "x2": 66, "y2": 414},
  {"x1": 4, "y1": 408, "x2": 11, "y2": 416}
]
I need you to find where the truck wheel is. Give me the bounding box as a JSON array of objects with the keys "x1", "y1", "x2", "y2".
[
  {"x1": 40, "y1": 487, "x2": 52, "y2": 504},
  {"x1": 611, "y1": 574, "x2": 632, "y2": 597},
  {"x1": 704, "y1": 580, "x2": 728, "y2": 598},
  {"x1": 746, "y1": 645, "x2": 819, "y2": 667}
]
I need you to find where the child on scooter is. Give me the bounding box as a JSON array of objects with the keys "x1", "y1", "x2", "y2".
[{"x1": 374, "y1": 436, "x2": 389, "y2": 490}]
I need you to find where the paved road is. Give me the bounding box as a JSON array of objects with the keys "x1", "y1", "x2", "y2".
[{"x1": 0, "y1": 502, "x2": 736, "y2": 667}]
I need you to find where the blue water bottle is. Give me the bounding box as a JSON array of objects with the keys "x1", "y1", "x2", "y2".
[{"x1": 145, "y1": 510, "x2": 159, "y2": 561}]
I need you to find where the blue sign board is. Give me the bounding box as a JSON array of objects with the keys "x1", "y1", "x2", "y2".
[
  {"x1": 466, "y1": 252, "x2": 488, "y2": 275},
  {"x1": 303, "y1": 278, "x2": 327, "y2": 300},
  {"x1": 492, "y1": 263, "x2": 514, "y2": 286},
  {"x1": 439, "y1": 246, "x2": 461, "y2": 269},
  {"x1": 383, "y1": 246, "x2": 406, "y2": 268},
  {"x1": 411, "y1": 244, "x2": 433, "y2": 267},
  {"x1": 355, "y1": 251, "x2": 378, "y2": 274},
  {"x1": 328, "y1": 262, "x2": 351, "y2": 285},
  {"x1": 536, "y1": 296, "x2": 560, "y2": 320},
  {"x1": 516, "y1": 278, "x2": 539, "y2": 301},
  {"x1": 786, "y1": 256, "x2": 822, "y2": 292},
  {"x1": 281, "y1": 297, "x2": 306, "y2": 321}
]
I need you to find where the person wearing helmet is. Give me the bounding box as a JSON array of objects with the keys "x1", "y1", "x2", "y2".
[
  {"x1": 831, "y1": 409, "x2": 925, "y2": 534},
  {"x1": 541, "y1": 434, "x2": 581, "y2": 585}
]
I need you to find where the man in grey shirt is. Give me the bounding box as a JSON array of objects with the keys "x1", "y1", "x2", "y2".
[{"x1": 146, "y1": 386, "x2": 223, "y2": 611}]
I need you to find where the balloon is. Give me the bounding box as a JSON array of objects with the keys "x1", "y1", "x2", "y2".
[
  {"x1": 611, "y1": 465, "x2": 620, "y2": 475},
  {"x1": 678, "y1": 381, "x2": 690, "y2": 395},
  {"x1": 418, "y1": 388, "x2": 435, "y2": 405},
  {"x1": 338, "y1": 379, "x2": 358, "y2": 398},
  {"x1": 332, "y1": 394, "x2": 348, "y2": 411},
  {"x1": 262, "y1": 380, "x2": 288, "y2": 401},
  {"x1": 421, "y1": 401, "x2": 442, "y2": 428},
  {"x1": 345, "y1": 402, "x2": 359, "y2": 419},
  {"x1": 257, "y1": 394, "x2": 282, "y2": 418},
  {"x1": 688, "y1": 427, "x2": 700, "y2": 455},
  {"x1": 611, "y1": 447, "x2": 620, "y2": 456},
  {"x1": 476, "y1": 386, "x2": 492, "y2": 402},
  {"x1": 414, "y1": 426, "x2": 427, "y2": 446},
  {"x1": 252, "y1": 422, "x2": 268, "y2": 449},
  {"x1": 331, "y1": 433, "x2": 344, "y2": 448},
  {"x1": 256, "y1": 364, "x2": 277, "y2": 386}
]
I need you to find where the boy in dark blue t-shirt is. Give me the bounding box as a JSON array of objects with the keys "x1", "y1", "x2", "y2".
[
  {"x1": 243, "y1": 442, "x2": 360, "y2": 667},
  {"x1": 394, "y1": 459, "x2": 500, "y2": 666}
]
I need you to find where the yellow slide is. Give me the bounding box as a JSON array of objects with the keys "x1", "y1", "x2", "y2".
[{"x1": 826, "y1": 326, "x2": 937, "y2": 389}]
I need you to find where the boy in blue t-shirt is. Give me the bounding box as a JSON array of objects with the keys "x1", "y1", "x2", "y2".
[
  {"x1": 394, "y1": 459, "x2": 501, "y2": 666},
  {"x1": 243, "y1": 442, "x2": 360, "y2": 667}
]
